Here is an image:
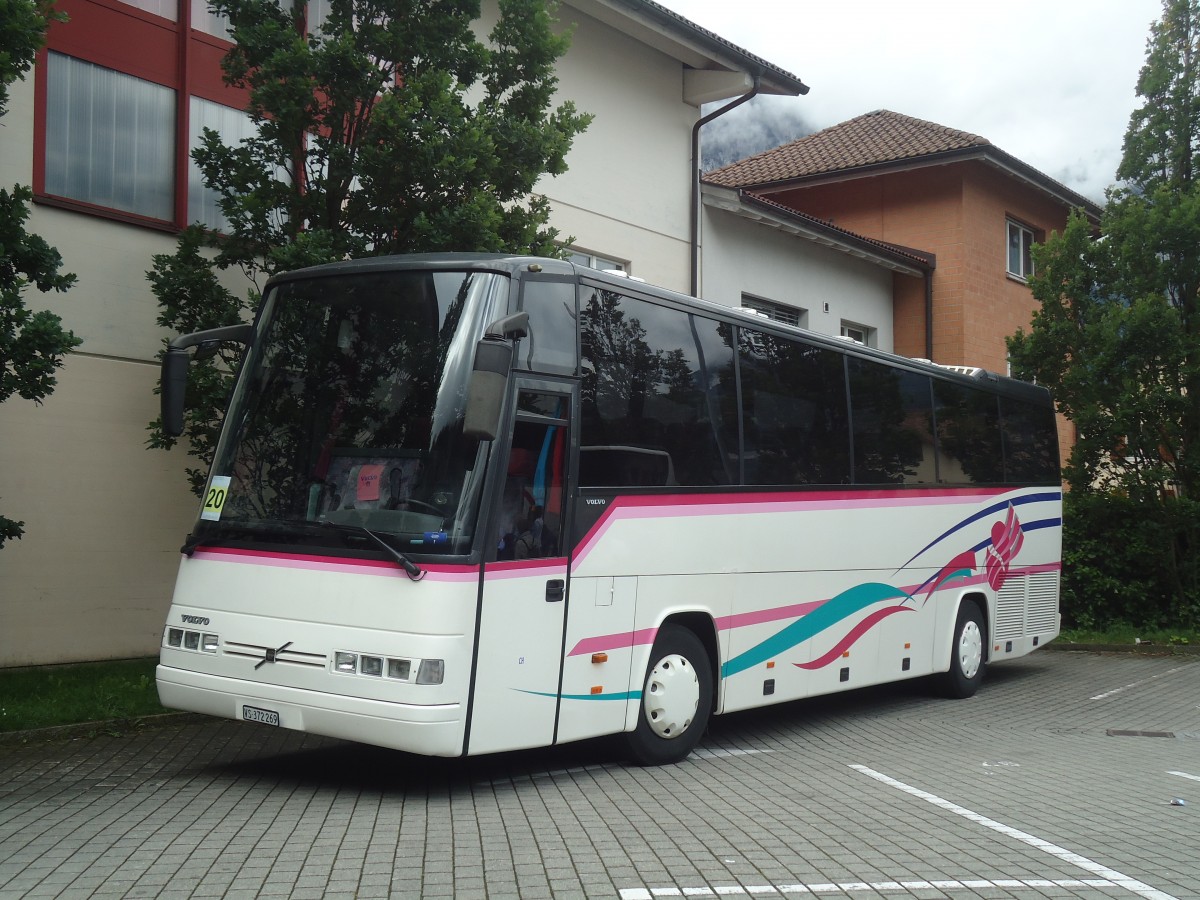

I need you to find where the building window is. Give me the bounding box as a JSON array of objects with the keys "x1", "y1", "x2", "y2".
[
  {"x1": 123, "y1": 0, "x2": 177, "y2": 20},
  {"x1": 1007, "y1": 219, "x2": 1035, "y2": 280},
  {"x1": 840, "y1": 321, "x2": 873, "y2": 347},
  {"x1": 188, "y1": 96, "x2": 256, "y2": 230},
  {"x1": 741, "y1": 295, "x2": 806, "y2": 328},
  {"x1": 190, "y1": 0, "x2": 233, "y2": 38},
  {"x1": 568, "y1": 250, "x2": 626, "y2": 273},
  {"x1": 44, "y1": 52, "x2": 175, "y2": 221}
]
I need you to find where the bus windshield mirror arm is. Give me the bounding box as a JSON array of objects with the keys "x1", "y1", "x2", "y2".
[{"x1": 321, "y1": 522, "x2": 425, "y2": 582}]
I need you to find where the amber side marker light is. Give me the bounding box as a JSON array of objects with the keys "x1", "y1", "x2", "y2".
[{"x1": 591, "y1": 652, "x2": 608, "y2": 664}]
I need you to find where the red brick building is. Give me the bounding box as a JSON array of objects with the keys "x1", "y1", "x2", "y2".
[{"x1": 705, "y1": 110, "x2": 1103, "y2": 373}]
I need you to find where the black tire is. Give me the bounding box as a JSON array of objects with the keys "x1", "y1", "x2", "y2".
[
  {"x1": 623, "y1": 624, "x2": 713, "y2": 766},
  {"x1": 941, "y1": 600, "x2": 986, "y2": 699}
]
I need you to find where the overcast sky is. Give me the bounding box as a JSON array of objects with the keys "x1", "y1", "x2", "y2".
[{"x1": 655, "y1": 0, "x2": 1164, "y2": 204}]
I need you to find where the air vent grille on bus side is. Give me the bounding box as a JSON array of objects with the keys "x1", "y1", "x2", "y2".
[{"x1": 994, "y1": 572, "x2": 1059, "y2": 640}]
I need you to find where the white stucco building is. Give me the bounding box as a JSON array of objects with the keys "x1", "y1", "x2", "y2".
[{"x1": 0, "y1": 0, "x2": 909, "y2": 666}]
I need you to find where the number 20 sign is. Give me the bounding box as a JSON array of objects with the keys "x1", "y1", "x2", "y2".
[{"x1": 201, "y1": 475, "x2": 232, "y2": 521}]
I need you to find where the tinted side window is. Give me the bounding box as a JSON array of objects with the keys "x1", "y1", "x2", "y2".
[
  {"x1": 933, "y1": 380, "x2": 1003, "y2": 484},
  {"x1": 1000, "y1": 397, "x2": 1059, "y2": 484},
  {"x1": 848, "y1": 360, "x2": 937, "y2": 485},
  {"x1": 518, "y1": 279, "x2": 577, "y2": 376},
  {"x1": 580, "y1": 290, "x2": 737, "y2": 487},
  {"x1": 739, "y1": 330, "x2": 850, "y2": 485}
]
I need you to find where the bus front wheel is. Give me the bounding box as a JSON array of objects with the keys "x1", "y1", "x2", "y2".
[
  {"x1": 624, "y1": 624, "x2": 713, "y2": 766},
  {"x1": 941, "y1": 600, "x2": 986, "y2": 699}
]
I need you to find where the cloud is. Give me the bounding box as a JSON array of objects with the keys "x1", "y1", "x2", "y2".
[
  {"x1": 700, "y1": 96, "x2": 817, "y2": 171},
  {"x1": 660, "y1": 0, "x2": 1161, "y2": 204}
]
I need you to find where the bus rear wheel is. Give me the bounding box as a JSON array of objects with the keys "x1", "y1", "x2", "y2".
[
  {"x1": 624, "y1": 624, "x2": 713, "y2": 766},
  {"x1": 941, "y1": 600, "x2": 986, "y2": 699}
]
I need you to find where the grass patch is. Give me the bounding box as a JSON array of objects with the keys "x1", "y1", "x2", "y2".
[
  {"x1": 1059, "y1": 625, "x2": 1199, "y2": 647},
  {"x1": 0, "y1": 658, "x2": 167, "y2": 733}
]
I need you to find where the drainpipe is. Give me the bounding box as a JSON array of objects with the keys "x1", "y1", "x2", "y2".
[
  {"x1": 925, "y1": 269, "x2": 934, "y2": 361},
  {"x1": 690, "y1": 76, "x2": 761, "y2": 298}
]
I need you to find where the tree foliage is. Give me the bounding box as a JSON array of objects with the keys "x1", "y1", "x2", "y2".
[
  {"x1": 0, "y1": 0, "x2": 79, "y2": 548},
  {"x1": 149, "y1": 0, "x2": 590, "y2": 492},
  {"x1": 1007, "y1": 0, "x2": 1200, "y2": 625}
]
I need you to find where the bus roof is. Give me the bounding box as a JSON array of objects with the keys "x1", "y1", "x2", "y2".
[{"x1": 263, "y1": 253, "x2": 1053, "y2": 408}]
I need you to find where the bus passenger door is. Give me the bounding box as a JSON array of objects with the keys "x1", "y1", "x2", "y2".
[{"x1": 467, "y1": 380, "x2": 574, "y2": 756}]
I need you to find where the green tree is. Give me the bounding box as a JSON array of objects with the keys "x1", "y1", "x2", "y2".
[
  {"x1": 1007, "y1": 0, "x2": 1200, "y2": 625},
  {"x1": 149, "y1": 0, "x2": 590, "y2": 493},
  {"x1": 0, "y1": 0, "x2": 79, "y2": 548}
]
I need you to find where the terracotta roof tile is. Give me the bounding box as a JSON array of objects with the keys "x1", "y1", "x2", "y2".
[{"x1": 705, "y1": 109, "x2": 991, "y2": 188}]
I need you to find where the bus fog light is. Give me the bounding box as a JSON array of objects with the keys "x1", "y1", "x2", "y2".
[
  {"x1": 202, "y1": 634, "x2": 220, "y2": 653},
  {"x1": 387, "y1": 659, "x2": 411, "y2": 680},
  {"x1": 167, "y1": 628, "x2": 183, "y2": 648},
  {"x1": 417, "y1": 659, "x2": 444, "y2": 685},
  {"x1": 360, "y1": 655, "x2": 383, "y2": 677},
  {"x1": 334, "y1": 651, "x2": 357, "y2": 674}
]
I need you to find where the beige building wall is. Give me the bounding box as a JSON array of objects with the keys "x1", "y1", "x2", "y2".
[
  {"x1": 0, "y1": 355, "x2": 199, "y2": 665},
  {"x1": 546, "y1": 3, "x2": 697, "y2": 290},
  {"x1": 0, "y1": 3, "x2": 715, "y2": 666},
  {"x1": 1, "y1": 69, "x2": 208, "y2": 665},
  {"x1": 1, "y1": 2, "x2": 849, "y2": 667}
]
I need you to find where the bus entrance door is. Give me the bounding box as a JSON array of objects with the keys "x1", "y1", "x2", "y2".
[{"x1": 467, "y1": 379, "x2": 574, "y2": 756}]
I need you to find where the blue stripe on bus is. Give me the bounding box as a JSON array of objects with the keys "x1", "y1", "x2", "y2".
[
  {"x1": 721, "y1": 581, "x2": 911, "y2": 679},
  {"x1": 970, "y1": 517, "x2": 1062, "y2": 553},
  {"x1": 519, "y1": 690, "x2": 641, "y2": 701},
  {"x1": 898, "y1": 491, "x2": 1062, "y2": 569}
]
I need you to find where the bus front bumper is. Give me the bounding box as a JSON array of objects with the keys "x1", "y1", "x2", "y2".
[{"x1": 156, "y1": 665, "x2": 465, "y2": 757}]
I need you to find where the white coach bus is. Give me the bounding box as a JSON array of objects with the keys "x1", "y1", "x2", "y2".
[{"x1": 156, "y1": 254, "x2": 1062, "y2": 765}]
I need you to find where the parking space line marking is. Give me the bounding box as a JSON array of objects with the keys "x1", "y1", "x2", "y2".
[
  {"x1": 1089, "y1": 664, "x2": 1198, "y2": 700},
  {"x1": 849, "y1": 765, "x2": 1179, "y2": 900},
  {"x1": 1168, "y1": 770, "x2": 1200, "y2": 783},
  {"x1": 618, "y1": 879, "x2": 1125, "y2": 898}
]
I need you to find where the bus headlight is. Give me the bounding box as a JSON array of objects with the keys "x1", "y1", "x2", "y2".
[
  {"x1": 334, "y1": 650, "x2": 442, "y2": 684},
  {"x1": 164, "y1": 627, "x2": 220, "y2": 654}
]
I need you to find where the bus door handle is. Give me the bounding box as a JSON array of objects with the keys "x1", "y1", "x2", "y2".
[{"x1": 545, "y1": 579, "x2": 565, "y2": 602}]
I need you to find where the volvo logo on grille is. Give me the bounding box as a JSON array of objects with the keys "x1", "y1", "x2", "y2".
[
  {"x1": 181, "y1": 615, "x2": 210, "y2": 625},
  {"x1": 255, "y1": 641, "x2": 293, "y2": 670}
]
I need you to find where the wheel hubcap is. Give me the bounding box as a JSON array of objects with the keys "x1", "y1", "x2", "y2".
[
  {"x1": 643, "y1": 653, "x2": 699, "y2": 739},
  {"x1": 958, "y1": 620, "x2": 983, "y2": 679}
]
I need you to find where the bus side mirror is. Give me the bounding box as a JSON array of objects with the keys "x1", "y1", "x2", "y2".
[
  {"x1": 463, "y1": 312, "x2": 529, "y2": 442},
  {"x1": 463, "y1": 337, "x2": 515, "y2": 442},
  {"x1": 161, "y1": 347, "x2": 191, "y2": 437},
  {"x1": 160, "y1": 323, "x2": 254, "y2": 438}
]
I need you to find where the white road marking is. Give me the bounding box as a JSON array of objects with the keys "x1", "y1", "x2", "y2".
[
  {"x1": 1168, "y1": 770, "x2": 1200, "y2": 783},
  {"x1": 1089, "y1": 663, "x2": 1198, "y2": 700},
  {"x1": 850, "y1": 765, "x2": 1179, "y2": 900},
  {"x1": 619, "y1": 879, "x2": 1124, "y2": 898},
  {"x1": 689, "y1": 747, "x2": 770, "y2": 760}
]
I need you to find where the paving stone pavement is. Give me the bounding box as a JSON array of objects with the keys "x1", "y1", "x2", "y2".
[{"x1": 1, "y1": 649, "x2": 1198, "y2": 899}]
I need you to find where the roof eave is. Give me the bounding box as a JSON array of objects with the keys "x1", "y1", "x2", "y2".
[
  {"x1": 571, "y1": 0, "x2": 809, "y2": 97},
  {"x1": 729, "y1": 146, "x2": 1102, "y2": 223},
  {"x1": 702, "y1": 184, "x2": 934, "y2": 276}
]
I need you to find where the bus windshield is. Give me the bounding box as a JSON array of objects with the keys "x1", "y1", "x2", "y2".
[{"x1": 191, "y1": 267, "x2": 509, "y2": 557}]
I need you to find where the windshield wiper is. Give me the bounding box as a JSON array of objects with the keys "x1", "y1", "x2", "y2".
[
  {"x1": 183, "y1": 519, "x2": 425, "y2": 581},
  {"x1": 182, "y1": 519, "x2": 288, "y2": 555},
  {"x1": 320, "y1": 521, "x2": 425, "y2": 581}
]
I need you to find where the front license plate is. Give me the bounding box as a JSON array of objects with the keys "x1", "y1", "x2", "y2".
[{"x1": 242, "y1": 705, "x2": 280, "y2": 727}]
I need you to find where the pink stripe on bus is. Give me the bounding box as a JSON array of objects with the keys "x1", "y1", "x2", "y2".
[
  {"x1": 571, "y1": 486, "x2": 1015, "y2": 569},
  {"x1": 189, "y1": 547, "x2": 480, "y2": 582},
  {"x1": 568, "y1": 627, "x2": 658, "y2": 657}
]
